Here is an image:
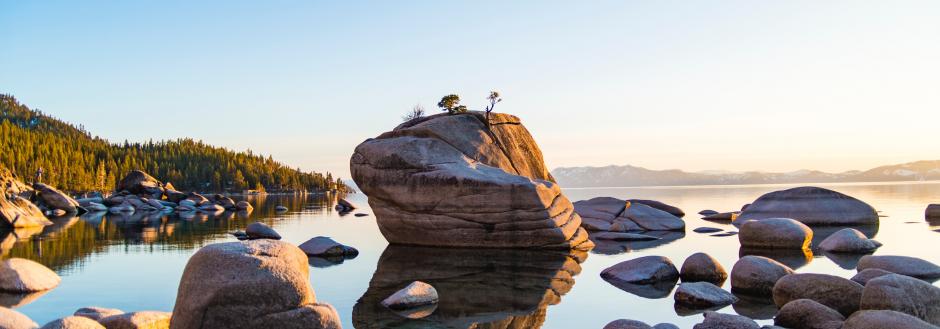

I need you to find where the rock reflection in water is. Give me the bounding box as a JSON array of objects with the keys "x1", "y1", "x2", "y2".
[
  {"x1": 352, "y1": 245, "x2": 587, "y2": 329},
  {"x1": 590, "y1": 231, "x2": 685, "y2": 255},
  {"x1": 732, "y1": 292, "x2": 778, "y2": 320},
  {"x1": 739, "y1": 247, "x2": 813, "y2": 270}
]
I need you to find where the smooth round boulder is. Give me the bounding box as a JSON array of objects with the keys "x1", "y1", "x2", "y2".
[
  {"x1": 680, "y1": 252, "x2": 728, "y2": 285},
  {"x1": 652, "y1": 324, "x2": 679, "y2": 329},
  {"x1": 736, "y1": 186, "x2": 878, "y2": 225},
  {"x1": 856, "y1": 255, "x2": 940, "y2": 280},
  {"x1": 601, "y1": 256, "x2": 679, "y2": 285},
  {"x1": 859, "y1": 274, "x2": 940, "y2": 325},
  {"x1": 926, "y1": 204, "x2": 940, "y2": 221},
  {"x1": 673, "y1": 282, "x2": 737, "y2": 308},
  {"x1": 115, "y1": 170, "x2": 163, "y2": 196},
  {"x1": 843, "y1": 310, "x2": 937, "y2": 329},
  {"x1": 730, "y1": 256, "x2": 794, "y2": 296},
  {"x1": 818, "y1": 228, "x2": 881, "y2": 253},
  {"x1": 774, "y1": 299, "x2": 845, "y2": 329},
  {"x1": 603, "y1": 319, "x2": 653, "y2": 329},
  {"x1": 99, "y1": 312, "x2": 170, "y2": 329},
  {"x1": 772, "y1": 273, "x2": 863, "y2": 317},
  {"x1": 738, "y1": 218, "x2": 812, "y2": 250},
  {"x1": 0, "y1": 258, "x2": 61, "y2": 292},
  {"x1": 380, "y1": 281, "x2": 439, "y2": 310},
  {"x1": 244, "y1": 222, "x2": 281, "y2": 240},
  {"x1": 169, "y1": 240, "x2": 341, "y2": 329},
  {"x1": 40, "y1": 316, "x2": 105, "y2": 329},
  {"x1": 0, "y1": 306, "x2": 37, "y2": 329},
  {"x1": 73, "y1": 307, "x2": 124, "y2": 321},
  {"x1": 693, "y1": 311, "x2": 759, "y2": 329},
  {"x1": 851, "y1": 268, "x2": 894, "y2": 285}
]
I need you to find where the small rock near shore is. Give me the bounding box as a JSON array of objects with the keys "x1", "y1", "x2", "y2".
[
  {"x1": 245, "y1": 222, "x2": 281, "y2": 240},
  {"x1": 601, "y1": 256, "x2": 679, "y2": 285},
  {"x1": 381, "y1": 281, "x2": 439, "y2": 310},
  {"x1": 680, "y1": 252, "x2": 727, "y2": 285}
]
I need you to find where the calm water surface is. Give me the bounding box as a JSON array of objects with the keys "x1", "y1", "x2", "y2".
[{"x1": 3, "y1": 182, "x2": 940, "y2": 328}]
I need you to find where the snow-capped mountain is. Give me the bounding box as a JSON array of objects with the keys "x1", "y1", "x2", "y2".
[{"x1": 551, "y1": 160, "x2": 940, "y2": 188}]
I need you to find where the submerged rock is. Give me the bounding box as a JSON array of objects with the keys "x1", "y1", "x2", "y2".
[
  {"x1": 859, "y1": 274, "x2": 940, "y2": 325},
  {"x1": 0, "y1": 306, "x2": 37, "y2": 329},
  {"x1": 699, "y1": 210, "x2": 719, "y2": 216},
  {"x1": 0, "y1": 258, "x2": 61, "y2": 293},
  {"x1": 856, "y1": 255, "x2": 940, "y2": 280},
  {"x1": 170, "y1": 240, "x2": 341, "y2": 329},
  {"x1": 245, "y1": 222, "x2": 281, "y2": 240},
  {"x1": 818, "y1": 228, "x2": 881, "y2": 253},
  {"x1": 351, "y1": 111, "x2": 591, "y2": 249},
  {"x1": 679, "y1": 252, "x2": 727, "y2": 285},
  {"x1": 736, "y1": 186, "x2": 878, "y2": 225},
  {"x1": 601, "y1": 256, "x2": 679, "y2": 285},
  {"x1": 693, "y1": 227, "x2": 722, "y2": 233},
  {"x1": 730, "y1": 255, "x2": 794, "y2": 296},
  {"x1": 842, "y1": 310, "x2": 937, "y2": 329},
  {"x1": 99, "y1": 311, "x2": 170, "y2": 329},
  {"x1": 674, "y1": 282, "x2": 737, "y2": 308},
  {"x1": 774, "y1": 299, "x2": 844, "y2": 329},
  {"x1": 738, "y1": 218, "x2": 812, "y2": 250},
  {"x1": 772, "y1": 273, "x2": 864, "y2": 317}
]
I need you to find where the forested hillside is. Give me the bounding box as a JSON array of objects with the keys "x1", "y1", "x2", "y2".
[{"x1": 0, "y1": 94, "x2": 345, "y2": 193}]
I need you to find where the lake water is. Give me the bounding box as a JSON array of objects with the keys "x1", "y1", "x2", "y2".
[{"x1": 3, "y1": 182, "x2": 940, "y2": 328}]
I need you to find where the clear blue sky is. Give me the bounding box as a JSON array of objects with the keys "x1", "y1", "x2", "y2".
[{"x1": 3, "y1": 1, "x2": 939, "y2": 179}]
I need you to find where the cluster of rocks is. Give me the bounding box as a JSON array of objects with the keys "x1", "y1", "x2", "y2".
[
  {"x1": 350, "y1": 111, "x2": 592, "y2": 250},
  {"x1": 602, "y1": 251, "x2": 940, "y2": 328},
  {"x1": 1, "y1": 168, "x2": 71, "y2": 228},
  {"x1": 79, "y1": 170, "x2": 254, "y2": 217},
  {"x1": 574, "y1": 197, "x2": 685, "y2": 234}
]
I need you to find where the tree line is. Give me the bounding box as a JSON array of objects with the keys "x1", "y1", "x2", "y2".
[{"x1": 0, "y1": 94, "x2": 346, "y2": 193}]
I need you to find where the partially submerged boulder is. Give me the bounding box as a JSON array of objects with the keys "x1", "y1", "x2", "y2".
[
  {"x1": 738, "y1": 218, "x2": 812, "y2": 250},
  {"x1": 603, "y1": 319, "x2": 653, "y2": 329},
  {"x1": 298, "y1": 236, "x2": 358, "y2": 257},
  {"x1": 350, "y1": 111, "x2": 591, "y2": 250},
  {"x1": 0, "y1": 258, "x2": 61, "y2": 292},
  {"x1": 170, "y1": 239, "x2": 341, "y2": 329},
  {"x1": 380, "y1": 281, "x2": 439, "y2": 310},
  {"x1": 857, "y1": 255, "x2": 940, "y2": 280},
  {"x1": 627, "y1": 199, "x2": 684, "y2": 217},
  {"x1": 673, "y1": 282, "x2": 737, "y2": 308},
  {"x1": 730, "y1": 255, "x2": 794, "y2": 296},
  {"x1": 692, "y1": 312, "x2": 759, "y2": 329},
  {"x1": 842, "y1": 310, "x2": 937, "y2": 329},
  {"x1": 74, "y1": 307, "x2": 124, "y2": 321},
  {"x1": 574, "y1": 197, "x2": 685, "y2": 232},
  {"x1": 245, "y1": 222, "x2": 281, "y2": 240},
  {"x1": 99, "y1": 311, "x2": 170, "y2": 329},
  {"x1": 601, "y1": 256, "x2": 679, "y2": 285},
  {"x1": 774, "y1": 299, "x2": 845, "y2": 329},
  {"x1": 926, "y1": 204, "x2": 940, "y2": 221},
  {"x1": 39, "y1": 316, "x2": 105, "y2": 329},
  {"x1": 818, "y1": 228, "x2": 881, "y2": 253},
  {"x1": 679, "y1": 252, "x2": 727, "y2": 285},
  {"x1": 736, "y1": 186, "x2": 878, "y2": 225}
]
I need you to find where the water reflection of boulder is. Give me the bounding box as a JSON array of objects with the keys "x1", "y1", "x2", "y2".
[
  {"x1": 0, "y1": 227, "x2": 43, "y2": 257},
  {"x1": 606, "y1": 279, "x2": 678, "y2": 299},
  {"x1": 0, "y1": 290, "x2": 49, "y2": 308},
  {"x1": 590, "y1": 231, "x2": 685, "y2": 255},
  {"x1": 739, "y1": 247, "x2": 813, "y2": 270},
  {"x1": 732, "y1": 292, "x2": 778, "y2": 320},
  {"x1": 820, "y1": 250, "x2": 870, "y2": 270},
  {"x1": 352, "y1": 245, "x2": 586, "y2": 329}
]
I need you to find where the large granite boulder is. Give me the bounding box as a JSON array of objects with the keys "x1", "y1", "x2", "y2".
[
  {"x1": 856, "y1": 255, "x2": 940, "y2": 280},
  {"x1": 679, "y1": 252, "x2": 727, "y2": 285},
  {"x1": 772, "y1": 273, "x2": 864, "y2": 316},
  {"x1": 350, "y1": 111, "x2": 591, "y2": 249},
  {"x1": 738, "y1": 218, "x2": 812, "y2": 249},
  {"x1": 601, "y1": 256, "x2": 679, "y2": 285},
  {"x1": 843, "y1": 310, "x2": 938, "y2": 329},
  {"x1": 170, "y1": 240, "x2": 341, "y2": 329},
  {"x1": 32, "y1": 183, "x2": 80, "y2": 213},
  {"x1": 736, "y1": 186, "x2": 878, "y2": 225},
  {"x1": 859, "y1": 274, "x2": 940, "y2": 325},
  {"x1": 116, "y1": 170, "x2": 165, "y2": 196},
  {"x1": 0, "y1": 306, "x2": 37, "y2": 329},
  {"x1": 0, "y1": 194, "x2": 51, "y2": 228},
  {"x1": 730, "y1": 255, "x2": 794, "y2": 296},
  {"x1": 0, "y1": 258, "x2": 61, "y2": 292}
]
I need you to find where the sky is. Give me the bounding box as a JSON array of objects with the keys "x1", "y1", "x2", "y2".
[{"x1": 2, "y1": 1, "x2": 940, "y2": 179}]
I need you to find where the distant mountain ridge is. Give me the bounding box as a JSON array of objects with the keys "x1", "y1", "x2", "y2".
[{"x1": 552, "y1": 160, "x2": 940, "y2": 188}]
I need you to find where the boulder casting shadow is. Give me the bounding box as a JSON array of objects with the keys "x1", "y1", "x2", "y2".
[{"x1": 352, "y1": 245, "x2": 587, "y2": 329}]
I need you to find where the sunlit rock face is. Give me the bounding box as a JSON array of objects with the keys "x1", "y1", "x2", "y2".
[
  {"x1": 352, "y1": 245, "x2": 587, "y2": 329},
  {"x1": 0, "y1": 168, "x2": 50, "y2": 228},
  {"x1": 350, "y1": 111, "x2": 592, "y2": 250}
]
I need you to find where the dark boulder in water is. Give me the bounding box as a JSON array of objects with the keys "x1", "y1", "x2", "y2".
[{"x1": 736, "y1": 186, "x2": 878, "y2": 225}]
